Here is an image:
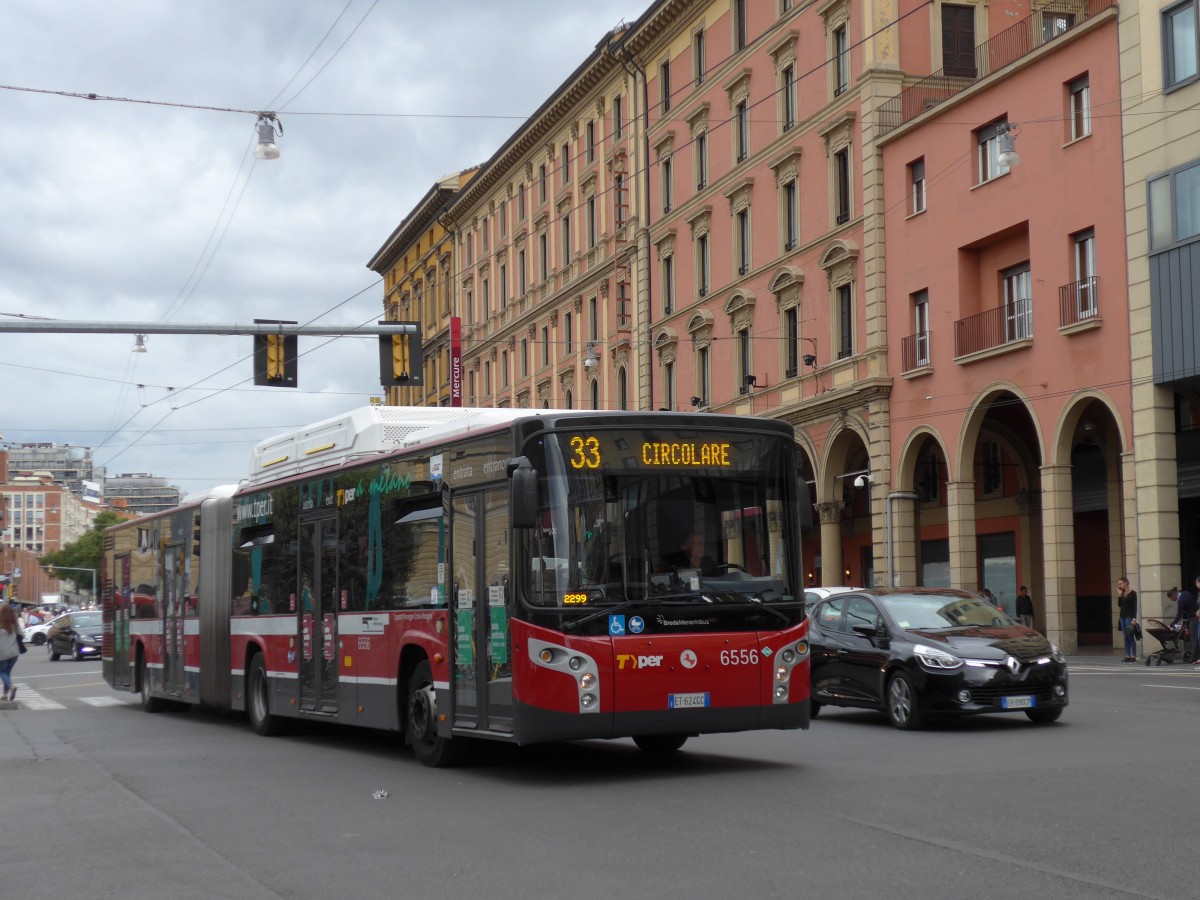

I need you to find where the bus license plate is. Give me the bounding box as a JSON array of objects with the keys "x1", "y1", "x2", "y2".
[
  {"x1": 669, "y1": 692, "x2": 710, "y2": 709},
  {"x1": 1000, "y1": 695, "x2": 1035, "y2": 710}
]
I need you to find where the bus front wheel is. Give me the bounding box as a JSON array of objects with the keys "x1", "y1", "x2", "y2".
[{"x1": 406, "y1": 660, "x2": 460, "y2": 767}]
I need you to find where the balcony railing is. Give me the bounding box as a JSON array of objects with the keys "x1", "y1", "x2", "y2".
[
  {"x1": 901, "y1": 331, "x2": 932, "y2": 372},
  {"x1": 954, "y1": 298, "x2": 1032, "y2": 358},
  {"x1": 1059, "y1": 275, "x2": 1099, "y2": 327},
  {"x1": 878, "y1": 0, "x2": 1118, "y2": 135}
]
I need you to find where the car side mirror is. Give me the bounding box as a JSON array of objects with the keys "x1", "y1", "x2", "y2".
[{"x1": 852, "y1": 623, "x2": 886, "y2": 641}]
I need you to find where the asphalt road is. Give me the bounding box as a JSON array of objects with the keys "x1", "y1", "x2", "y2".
[{"x1": 3, "y1": 649, "x2": 1193, "y2": 900}]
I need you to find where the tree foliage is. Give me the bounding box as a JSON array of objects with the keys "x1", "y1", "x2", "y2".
[{"x1": 39, "y1": 511, "x2": 128, "y2": 593}]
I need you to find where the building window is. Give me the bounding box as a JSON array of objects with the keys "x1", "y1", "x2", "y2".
[
  {"x1": 660, "y1": 60, "x2": 671, "y2": 114},
  {"x1": 663, "y1": 255, "x2": 675, "y2": 314},
  {"x1": 833, "y1": 24, "x2": 849, "y2": 95},
  {"x1": 1042, "y1": 11, "x2": 1074, "y2": 40},
  {"x1": 662, "y1": 157, "x2": 673, "y2": 213},
  {"x1": 837, "y1": 283, "x2": 853, "y2": 358},
  {"x1": 589, "y1": 296, "x2": 598, "y2": 340},
  {"x1": 942, "y1": 4, "x2": 977, "y2": 77},
  {"x1": 734, "y1": 0, "x2": 747, "y2": 50},
  {"x1": 784, "y1": 307, "x2": 799, "y2": 376},
  {"x1": 499, "y1": 200, "x2": 507, "y2": 237},
  {"x1": 783, "y1": 180, "x2": 798, "y2": 250},
  {"x1": 693, "y1": 29, "x2": 706, "y2": 84},
  {"x1": 541, "y1": 325, "x2": 550, "y2": 366},
  {"x1": 615, "y1": 174, "x2": 627, "y2": 226},
  {"x1": 481, "y1": 278, "x2": 490, "y2": 318},
  {"x1": 834, "y1": 147, "x2": 851, "y2": 224},
  {"x1": 518, "y1": 249, "x2": 527, "y2": 295},
  {"x1": 781, "y1": 64, "x2": 796, "y2": 131},
  {"x1": 518, "y1": 183, "x2": 527, "y2": 220},
  {"x1": 564, "y1": 311, "x2": 574, "y2": 354},
  {"x1": 1068, "y1": 75, "x2": 1091, "y2": 141},
  {"x1": 736, "y1": 208, "x2": 751, "y2": 275},
  {"x1": 613, "y1": 94, "x2": 624, "y2": 140},
  {"x1": 1165, "y1": 1, "x2": 1199, "y2": 90},
  {"x1": 618, "y1": 366, "x2": 628, "y2": 410},
  {"x1": 481, "y1": 216, "x2": 490, "y2": 252},
  {"x1": 697, "y1": 345, "x2": 710, "y2": 403},
  {"x1": 735, "y1": 101, "x2": 749, "y2": 162},
  {"x1": 561, "y1": 143, "x2": 571, "y2": 184},
  {"x1": 538, "y1": 164, "x2": 548, "y2": 204},
  {"x1": 913, "y1": 289, "x2": 930, "y2": 366},
  {"x1": 976, "y1": 120, "x2": 1012, "y2": 184},
  {"x1": 539, "y1": 232, "x2": 549, "y2": 281},
  {"x1": 465, "y1": 289, "x2": 473, "y2": 325},
  {"x1": 521, "y1": 338, "x2": 529, "y2": 376},
  {"x1": 591, "y1": 380, "x2": 600, "y2": 410},
  {"x1": 499, "y1": 263, "x2": 507, "y2": 304},
  {"x1": 501, "y1": 350, "x2": 509, "y2": 387},
  {"x1": 696, "y1": 234, "x2": 710, "y2": 296},
  {"x1": 587, "y1": 196, "x2": 597, "y2": 248},
  {"x1": 1073, "y1": 228, "x2": 1097, "y2": 318},
  {"x1": 909, "y1": 157, "x2": 926, "y2": 214},
  {"x1": 663, "y1": 361, "x2": 676, "y2": 410},
  {"x1": 585, "y1": 120, "x2": 596, "y2": 164},
  {"x1": 737, "y1": 328, "x2": 752, "y2": 389},
  {"x1": 1003, "y1": 264, "x2": 1033, "y2": 341},
  {"x1": 1149, "y1": 160, "x2": 1200, "y2": 250},
  {"x1": 561, "y1": 215, "x2": 571, "y2": 263},
  {"x1": 484, "y1": 361, "x2": 491, "y2": 396},
  {"x1": 696, "y1": 132, "x2": 708, "y2": 189}
]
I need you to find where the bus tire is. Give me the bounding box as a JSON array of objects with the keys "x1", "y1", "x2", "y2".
[
  {"x1": 407, "y1": 659, "x2": 460, "y2": 767},
  {"x1": 247, "y1": 653, "x2": 286, "y2": 736},
  {"x1": 139, "y1": 654, "x2": 166, "y2": 713},
  {"x1": 633, "y1": 734, "x2": 689, "y2": 754}
]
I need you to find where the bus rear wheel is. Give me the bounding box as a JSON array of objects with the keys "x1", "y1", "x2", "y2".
[
  {"x1": 633, "y1": 734, "x2": 689, "y2": 754},
  {"x1": 407, "y1": 660, "x2": 460, "y2": 767},
  {"x1": 248, "y1": 652, "x2": 286, "y2": 736}
]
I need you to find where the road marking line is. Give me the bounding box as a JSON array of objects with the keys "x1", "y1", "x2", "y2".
[
  {"x1": 11, "y1": 686, "x2": 66, "y2": 710},
  {"x1": 1141, "y1": 683, "x2": 1200, "y2": 691},
  {"x1": 79, "y1": 696, "x2": 129, "y2": 706}
]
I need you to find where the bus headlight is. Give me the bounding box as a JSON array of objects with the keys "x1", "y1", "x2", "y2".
[
  {"x1": 781, "y1": 649, "x2": 796, "y2": 665},
  {"x1": 580, "y1": 693, "x2": 597, "y2": 709},
  {"x1": 774, "y1": 685, "x2": 788, "y2": 699},
  {"x1": 579, "y1": 673, "x2": 596, "y2": 690},
  {"x1": 775, "y1": 665, "x2": 789, "y2": 682},
  {"x1": 568, "y1": 656, "x2": 585, "y2": 671}
]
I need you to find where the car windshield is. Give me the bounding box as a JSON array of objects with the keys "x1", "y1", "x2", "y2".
[
  {"x1": 71, "y1": 614, "x2": 102, "y2": 629},
  {"x1": 879, "y1": 594, "x2": 1014, "y2": 630}
]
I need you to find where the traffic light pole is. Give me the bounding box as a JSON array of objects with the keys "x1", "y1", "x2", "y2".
[{"x1": 40, "y1": 564, "x2": 97, "y2": 606}]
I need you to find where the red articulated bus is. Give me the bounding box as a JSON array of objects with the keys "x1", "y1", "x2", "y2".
[{"x1": 101, "y1": 406, "x2": 812, "y2": 765}]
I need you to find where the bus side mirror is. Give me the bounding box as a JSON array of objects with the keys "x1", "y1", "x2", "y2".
[{"x1": 508, "y1": 457, "x2": 538, "y2": 528}]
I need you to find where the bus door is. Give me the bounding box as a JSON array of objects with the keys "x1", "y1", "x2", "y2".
[
  {"x1": 451, "y1": 488, "x2": 514, "y2": 733},
  {"x1": 162, "y1": 544, "x2": 186, "y2": 696},
  {"x1": 298, "y1": 514, "x2": 339, "y2": 715},
  {"x1": 111, "y1": 554, "x2": 132, "y2": 690}
]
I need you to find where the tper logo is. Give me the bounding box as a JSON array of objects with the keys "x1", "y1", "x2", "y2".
[{"x1": 617, "y1": 654, "x2": 664, "y2": 670}]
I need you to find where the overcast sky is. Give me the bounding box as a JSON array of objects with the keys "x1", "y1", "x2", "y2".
[{"x1": 1, "y1": 0, "x2": 639, "y2": 494}]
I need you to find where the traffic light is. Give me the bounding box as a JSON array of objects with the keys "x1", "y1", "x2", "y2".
[
  {"x1": 253, "y1": 319, "x2": 298, "y2": 387},
  {"x1": 378, "y1": 322, "x2": 423, "y2": 387}
]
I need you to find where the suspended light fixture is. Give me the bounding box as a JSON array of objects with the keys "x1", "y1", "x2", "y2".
[
  {"x1": 996, "y1": 124, "x2": 1020, "y2": 168},
  {"x1": 583, "y1": 342, "x2": 599, "y2": 368},
  {"x1": 253, "y1": 113, "x2": 281, "y2": 160},
  {"x1": 132, "y1": 334, "x2": 148, "y2": 353}
]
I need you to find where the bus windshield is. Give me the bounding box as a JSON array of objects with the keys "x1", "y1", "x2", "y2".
[{"x1": 521, "y1": 427, "x2": 800, "y2": 622}]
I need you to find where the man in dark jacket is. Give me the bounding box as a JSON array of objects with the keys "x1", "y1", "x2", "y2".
[{"x1": 1176, "y1": 577, "x2": 1200, "y2": 664}]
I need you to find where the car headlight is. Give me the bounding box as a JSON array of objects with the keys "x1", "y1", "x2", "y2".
[
  {"x1": 1050, "y1": 642, "x2": 1066, "y2": 664},
  {"x1": 913, "y1": 643, "x2": 964, "y2": 670}
]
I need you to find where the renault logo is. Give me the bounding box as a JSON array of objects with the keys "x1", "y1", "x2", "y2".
[{"x1": 1005, "y1": 655, "x2": 1021, "y2": 675}]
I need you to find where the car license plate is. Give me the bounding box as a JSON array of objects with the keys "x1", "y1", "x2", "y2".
[
  {"x1": 1000, "y1": 695, "x2": 1035, "y2": 710},
  {"x1": 668, "y1": 692, "x2": 710, "y2": 709}
]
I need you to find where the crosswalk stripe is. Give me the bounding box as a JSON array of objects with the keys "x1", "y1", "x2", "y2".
[
  {"x1": 78, "y1": 696, "x2": 129, "y2": 707},
  {"x1": 11, "y1": 686, "x2": 66, "y2": 710}
]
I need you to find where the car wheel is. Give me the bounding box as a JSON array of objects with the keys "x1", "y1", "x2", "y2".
[
  {"x1": 810, "y1": 699, "x2": 822, "y2": 719},
  {"x1": 48, "y1": 642, "x2": 60, "y2": 662},
  {"x1": 71, "y1": 639, "x2": 83, "y2": 661},
  {"x1": 886, "y1": 671, "x2": 925, "y2": 730},
  {"x1": 31, "y1": 633, "x2": 46, "y2": 646},
  {"x1": 633, "y1": 734, "x2": 689, "y2": 754},
  {"x1": 1025, "y1": 706, "x2": 1063, "y2": 724}
]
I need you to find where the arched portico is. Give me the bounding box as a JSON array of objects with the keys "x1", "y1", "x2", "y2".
[{"x1": 816, "y1": 420, "x2": 872, "y2": 586}]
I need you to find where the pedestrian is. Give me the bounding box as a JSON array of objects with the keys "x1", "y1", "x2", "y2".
[
  {"x1": 1175, "y1": 577, "x2": 1200, "y2": 665},
  {"x1": 1116, "y1": 577, "x2": 1139, "y2": 662},
  {"x1": 1016, "y1": 585, "x2": 1035, "y2": 628},
  {"x1": 0, "y1": 603, "x2": 24, "y2": 702}
]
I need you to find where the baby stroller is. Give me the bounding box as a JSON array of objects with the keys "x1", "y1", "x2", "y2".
[{"x1": 1144, "y1": 618, "x2": 1186, "y2": 666}]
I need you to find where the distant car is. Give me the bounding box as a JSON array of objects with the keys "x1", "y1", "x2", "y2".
[
  {"x1": 24, "y1": 612, "x2": 70, "y2": 646},
  {"x1": 807, "y1": 587, "x2": 1068, "y2": 730},
  {"x1": 803, "y1": 586, "x2": 860, "y2": 615},
  {"x1": 46, "y1": 611, "x2": 104, "y2": 661}
]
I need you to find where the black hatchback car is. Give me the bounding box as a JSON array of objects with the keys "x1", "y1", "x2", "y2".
[
  {"x1": 808, "y1": 588, "x2": 1067, "y2": 729},
  {"x1": 46, "y1": 611, "x2": 104, "y2": 662}
]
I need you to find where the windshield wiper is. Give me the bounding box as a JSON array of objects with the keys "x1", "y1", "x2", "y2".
[
  {"x1": 562, "y1": 598, "x2": 641, "y2": 633},
  {"x1": 702, "y1": 594, "x2": 793, "y2": 626}
]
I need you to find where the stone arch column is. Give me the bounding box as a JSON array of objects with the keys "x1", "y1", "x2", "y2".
[
  {"x1": 889, "y1": 493, "x2": 920, "y2": 586},
  {"x1": 1040, "y1": 463, "x2": 1076, "y2": 652},
  {"x1": 946, "y1": 480, "x2": 977, "y2": 591},
  {"x1": 816, "y1": 501, "x2": 846, "y2": 586}
]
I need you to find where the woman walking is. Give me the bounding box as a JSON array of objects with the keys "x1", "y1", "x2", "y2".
[
  {"x1": 1116, "y1": 577, "x2": 1139, "y2": 662},
  {"x1": 0, "y1": 604, "x2": 24, "y2": 701}
]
